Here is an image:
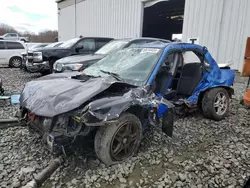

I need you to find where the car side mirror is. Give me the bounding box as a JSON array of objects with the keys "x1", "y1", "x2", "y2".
[{"x1": 75, "y1": 45, "x2": 84, "y2": 52}]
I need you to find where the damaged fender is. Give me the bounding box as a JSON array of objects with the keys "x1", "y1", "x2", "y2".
[{"x1": 81, "y1": 87, "x2": 175, "y2": 137}]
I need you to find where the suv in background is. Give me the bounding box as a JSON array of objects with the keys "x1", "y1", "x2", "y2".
[
  {"x1": 0, "y1": 40, "x2": 26, "y2": 68},
  {"x1": 26, "y1": 37, "x2": 113, "y2": 75},
  {"x1": 0, "y1": 33, "x2": 29, "y2": 43}
]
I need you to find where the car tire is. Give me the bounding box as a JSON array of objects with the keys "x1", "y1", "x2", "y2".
[
  {"x1": 202, "y1": 87, "x2": 230, "y2": 121},
  {"x1": 9, "y1": 56, "x2": 22, "y2": 68},
  {"x1": 94, "y1": 113, "x2": 142, "y2": 165}
]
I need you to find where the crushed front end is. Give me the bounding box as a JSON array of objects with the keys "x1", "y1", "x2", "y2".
[{"x1": 19, "y1": 108, "x2": 94, "y2": 155}]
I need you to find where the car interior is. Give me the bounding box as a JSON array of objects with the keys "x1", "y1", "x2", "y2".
[{"x1": 154, "y1": 50, "x2": 204, "y2": 101}]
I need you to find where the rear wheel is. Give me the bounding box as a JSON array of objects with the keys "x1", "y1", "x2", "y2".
[
  {"x1": 94, "y1": 113, "x2": 142, "y2": 165},
  {"x1": 9, "y1": 56, "x2": 22, "y2": 68},
  {"x1": 202, "y1": 88, "x2": 230, "y2": 121}
]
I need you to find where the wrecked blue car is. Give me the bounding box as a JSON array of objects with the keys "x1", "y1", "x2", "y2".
[{"x1": 19, "y1": 42, "x2": 235, "y2": 165}]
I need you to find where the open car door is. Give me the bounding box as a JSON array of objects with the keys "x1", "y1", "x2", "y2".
[{"x1": 242, "y1": 37, "x2": 250, "y2": 77}]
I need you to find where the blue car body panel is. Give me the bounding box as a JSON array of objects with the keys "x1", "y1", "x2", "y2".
[{"x1": 145, "y1": 43, "x2": 235, "y2": 107}]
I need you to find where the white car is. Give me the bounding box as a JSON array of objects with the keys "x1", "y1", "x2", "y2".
[
  {"x1": 0, "y1": 40, "x2": 26, "y2": 68},
  {"x1": 0, "y1": 33, "x2": 29, "y2": 42}
]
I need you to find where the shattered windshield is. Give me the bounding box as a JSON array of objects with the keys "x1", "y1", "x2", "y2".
[
  {"x1": 83, "y1": 48, "x2": 162, "y2": 86},
  {"x1": 95, "y1": 40, "x2": 129, "y2": 55}
]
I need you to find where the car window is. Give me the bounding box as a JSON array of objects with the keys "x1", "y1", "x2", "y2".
[
  {"x1": 182, "y1": 51, "x2": 201, "y2": 63},
  {"x1": 59, "y1": 38, "x2": 79, "y2": 48},
  {"x1": 78, "y1": 39, "x2": 95, "y2": 51},
  {"x1": 96, "y1": 39, "x2": 111, "y2": 49},
  {"x1": 95, "y1": 40, "x2": 129, "y2": 55},
  {"x1": 0, "y1": 42, "x2": 5, "y2": 49},
  {"x1": 6, "y1": 42, "x2": 24, "y2": 49},
  {"x1": 45, "y1": 42, "x2": 62, "y2": 48},
  {"x1": 10, "y1": 34, "x2": 17, "y2": 37},
  {"x1": 54, "y1": 42, "x2": 63, "y2": 47}
]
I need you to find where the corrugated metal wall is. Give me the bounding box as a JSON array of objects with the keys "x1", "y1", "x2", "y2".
[
  {"x1": 58, "y1": 4, "x2": 76, "y2": 41},
  {"x1": 76, "y1": 0, "x2": 143, "y2": 38},
  {"x1": 182, "y1": 0, "x2": 250, "y2": 71},
  {"x1": 58, "y1": 0, "x2": 144, "y2": 40}
]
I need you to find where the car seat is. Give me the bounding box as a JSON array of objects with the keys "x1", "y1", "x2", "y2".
[
  {"x1": 154, "y1": 53, "x2": 181, "y2": 98},
  {"x1": 176, "y1": 63, "x2": 203, "y2": 96}
]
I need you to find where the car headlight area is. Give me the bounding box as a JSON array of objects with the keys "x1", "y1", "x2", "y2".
[
  {"x1": 54, "y1": 62, "x2": 83, "y2": 72},
  {"x1": 32, "y1": 52, "x2": 43, "y2": 62}
]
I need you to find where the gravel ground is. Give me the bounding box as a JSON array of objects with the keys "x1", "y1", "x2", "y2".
[{"x1": 0, "y1": 68, "x2": 250, "y2": 188}]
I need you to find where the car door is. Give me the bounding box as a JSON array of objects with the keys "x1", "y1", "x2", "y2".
[
  {"x1": 0, "y1": 41, "x2": 7, "y2": 64},
  {"x1": 5, "y1": 33, "x2": 17, "y2": 41},
  {"x1": 11, "y1": 33, "x2": 18, "y2": 40},
  {"x1": 75, "y1": 38, "x2": 96, "y2": 55},
  {"x1": 5, "y1": 41, "x2": 25, "y2": 61}
]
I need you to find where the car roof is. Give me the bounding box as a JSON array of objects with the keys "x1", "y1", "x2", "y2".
[
  {"x1": 77, "y1": 37, "x2": 114, "y2": 39},
  {"x1": 137, "y1": 42, "x2": 203, "y2": 49},
  {"x1": 114, "y1": 37, "x2": 171, "y2": 42}
]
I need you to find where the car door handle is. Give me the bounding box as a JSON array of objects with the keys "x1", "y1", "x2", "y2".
[{"x1": 245, "y1": 56, "x2": 250, "y2": 60}]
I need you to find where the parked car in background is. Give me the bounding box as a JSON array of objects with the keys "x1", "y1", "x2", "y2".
[
  {"x1": 0, "y1": 33, "x2": 29, "y2": 42},
  {"x1": 25, "y1": 43, "x2": 50, "y2": 50},
  {"x1": 0, "y1": 40, "x2": 26, "y2": 68},
  {"x1": 19, "y1": 42, "x2": 235, "y2": 165},
  {"x1": 21, "y1": 43, "x2": 52, "y2": 70},
  {"x1": 53, "y1": 37, "x2": 171, "y2": 73},
  {"x1": 44, "y1": 41, "x2": 63, "y2": 48},
  {"x1": 25, "y1": 37, "x2": 113, "y2": 75}
]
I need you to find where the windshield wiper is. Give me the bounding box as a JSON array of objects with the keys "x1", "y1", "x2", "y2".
[{"x1": 100, "y1": 70, "x2": 122, "y2": 81}]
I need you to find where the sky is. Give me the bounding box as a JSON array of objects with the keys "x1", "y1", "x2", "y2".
[{"x1": 0, "y1": 0, "x2": 58, "y2": 33}]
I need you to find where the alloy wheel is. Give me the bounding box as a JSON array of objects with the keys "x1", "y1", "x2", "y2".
[
  {"x1": 110, "y1": 122, "x2": 141, "y2": 161},
  {"x1": 214, "y1": 92, "x2": 228, "y2": 116}
]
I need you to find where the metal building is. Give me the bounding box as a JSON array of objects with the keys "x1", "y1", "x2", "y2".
[
  {"x1": 56, "y1": 0, "x2": 250, "y2": 71},
  {"x1": 56, "y1": 0, "x2": 185, "y2": 40},
  {"x1": 182, "y1": 0, "x2": 250, "y2": 70}
]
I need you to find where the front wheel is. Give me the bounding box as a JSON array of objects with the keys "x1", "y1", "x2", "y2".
[
  {"x1": 94, "y1": 113, "x2": 142, "y2": 165},
  {"x1": 202, "y1": 88, "x2": 230, "y2": 121}
]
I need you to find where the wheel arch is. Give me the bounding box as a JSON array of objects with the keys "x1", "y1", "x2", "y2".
[
  {"x1": 198, "y1": 86, "x2": 234, "y2": 105},
  {"x1": 125, "y1": 105, "x2": 148, "y2": 125},
  {"x1": 9, "y1": 55, "x2": 22, "y2": 64}
]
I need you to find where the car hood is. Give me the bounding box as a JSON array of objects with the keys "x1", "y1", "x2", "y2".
[
  {"x1": 32, "y1": 47, "x2": 67, "y2": 52},
  {"x1": 56, "y1": 54, "x2": 104, "y2": 64},
  {"x1": 20, "y1": 75, "x2": 126, "y2": 117}
]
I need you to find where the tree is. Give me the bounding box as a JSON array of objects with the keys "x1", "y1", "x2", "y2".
[
  {"x1": 0, "y1": 24, "x2": 17, "y2": 35},
  {"x1": 0, "y1": 23, "x2": 58, "y2": 43}
]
